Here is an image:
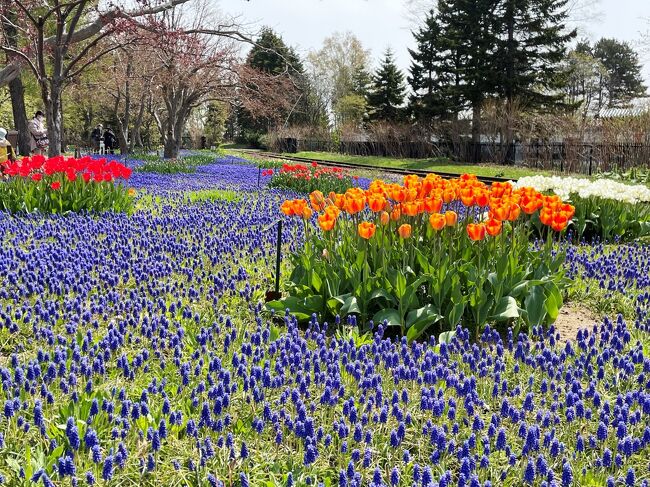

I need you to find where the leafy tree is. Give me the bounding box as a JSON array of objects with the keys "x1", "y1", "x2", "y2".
[
  {"x1": 564, "y1": 47, "x2": 608, "y2": 120},
  {"x1": 204, "y1": 102, "x2": 228, "y2": 146},
  {"x1": 307, "y1": 32, "x2": 372, "y2": 127},
  {"x1": 592, "y1": 38, "x2": 647, "y2": 108},
  {"x1": 367, "y1": 48, "x2": 406, "y2": 122},
  {"x1": 334, "y1": 94, "x2": 367, "y2": 126},
  {"x1": 407, "y1": 0, "x2": 576, "y2": 149}
]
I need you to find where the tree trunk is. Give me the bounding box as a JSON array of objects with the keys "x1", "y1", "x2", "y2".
[
  {"x1": 3, "y1": 10, "x2": 30, "y2": 155},
  {"x1": 130, "y1": 96, "x2": 146, "y2": 151},
  {"x1": 45, "y1": 82, "x2": 64, "y2": 157},
  {"x1": 471, "y1": 103, "x2": 481, "y2": 163},
  {"x1": 8, "y1": 76, "x2": 30, "y2": 155}
]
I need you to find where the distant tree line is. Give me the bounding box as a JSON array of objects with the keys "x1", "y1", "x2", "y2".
[{"x1": 235, "y1": 0, "x2": 647, "y2": 151}]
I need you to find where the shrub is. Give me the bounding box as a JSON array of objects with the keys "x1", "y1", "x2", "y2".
[
  {"x1": 270, "y1": 174, "x2": 574, "y2": 340},
  {"x1": 265, "y1": 162, "x2": 363, "y2": 194},
  {"x1": 0, "y1": 155, "x2": 133, "y2": 213},
  {"x1": 516, "y1": 175, "x2": 650, "y2": 241}
]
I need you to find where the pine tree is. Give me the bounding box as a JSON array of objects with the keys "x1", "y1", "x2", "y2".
[
  {"x1": 592, "y1": 38, "x2": 647, "y2": 107},
  {"x1": 246, "y1": 28, "x2": 303, "y2": 76},
  {"x1": 437, "y1": 0, "x2": 500, "y2": 145},
  {"x1": 494, "y1": 0, "x2": 576, "y2": 112},
  {"x1": 407, "y1": 9, "x2": 460, "y2": 123},
  {"x1": 367, "y1": 49, "x2": 406, "y2": 122},
  {"x1": 238, "y1": 27, "x2": 312, "y2": 137}
]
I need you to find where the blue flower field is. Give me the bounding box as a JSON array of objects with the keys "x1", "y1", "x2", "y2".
[{"x1": 0, "y1": 156, "x2": 648, "y2": 486}]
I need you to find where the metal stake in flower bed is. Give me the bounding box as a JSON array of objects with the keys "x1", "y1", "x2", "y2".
[{"x1": 265, "y1": 220, "x2": 283, "y2": 302}]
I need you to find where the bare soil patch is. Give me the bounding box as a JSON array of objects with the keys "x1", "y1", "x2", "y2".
[{"x1": 554, "y1": 304, "x2": 598, "y2": 342}]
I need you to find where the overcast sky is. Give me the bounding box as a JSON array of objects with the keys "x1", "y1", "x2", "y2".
[{"x1": 218, "y1": 0, "x2": 650, "y2": 84}]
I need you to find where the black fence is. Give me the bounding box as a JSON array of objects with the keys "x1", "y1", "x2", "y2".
[{"x1": 276, "y1": 138, "x2": 650, "y2": 175}]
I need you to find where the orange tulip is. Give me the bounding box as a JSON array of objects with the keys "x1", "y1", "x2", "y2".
[
  {"x1": 280, "y1": 200, "x2": 295, "y2": 216},
  {"x1": 508, "y1": 203, "x2": 521, "y2": 221},
  {"x1": 368, "y1": 194, "x2": 387, "y2": 212},
  {"x1": 398, "y1": 224, "x2": 412, "y2": 239},
  {"x1": 344, "y1": 196, "x2": 365, "y2": 214},
  {"x1": 332, "y1": 193, "x2": 346, "y2": 209},
  {"x1": 309, "y1": 190, "x2": 326, "y2": 212},
  {"x1": 490, "y1": 205, "x2": 509, "y2": 221},
  {"x1": 423, "y1": 197, "x2": 443, "y2": 213},
  {"x1": 560, "y1": 203, "x2": 575, "y2": 219},
  {"x1": 551, "y1": 212, "x2": 569, "y2": 232},
  {"x1": 445, "y1": 211, "x2": 458, "y2": 227},
  {"x1": 475, "y1": 191, "x2": 489, "y2": 207},
  {"x1": 429, "y1": 213, "x2": 446, "y2": 231},
  {"x1": 292, "y1": 199, "x2": 308, "y2": 215},
  {"x1": 302, "y1": 206, "x2": 314, "y2": 220},
  {"x1": 485, "y1": 218, "x2": 502, "y2": 236},
  {"x1": 390, "y1": 207, "x2": 401, "y2": 221},
  {"x1": 539, "y1": 208, "x2": 553, "y2": 226},
  {"x1": 380, "y1": 211, "x2": 390, "y2": 225},
  {"x1": 358, "y1": 221, "x2": 376, "y2": 239},
  {"x1": 467, "y1": 223, "x2": 486, "y2": 241},
  {"x1": 460, "y1": 188, "x2": 475, "y2": 206},
  {"x1": 325, "y1": 205, "x2": 340, "y2": 219},
  {"x1": 390, "y1": 185, "x2": 408, "y2": 202},
  {"x1": 318, "y1": 213, "x2": 336, "y2": 231},
  {"x1": 443, "y1": 189, "x2": 456, "y2": 204},
  {"x1": 403, "y1": 174, "x2": 420, "y2": 188},
  {"x1": 402, "y1": 201, "x2": 420, "y2": 217}
]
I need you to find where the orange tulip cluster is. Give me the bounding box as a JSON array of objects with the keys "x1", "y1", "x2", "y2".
[{"x1": 280, "y1": 173, "x2": 575, "y2": 240}]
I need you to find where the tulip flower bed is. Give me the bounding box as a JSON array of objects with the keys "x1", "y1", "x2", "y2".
[
  {"x1": 274, "y1": 174, "x2": 575, "y2": 340},
  {"x1": 516, "y1": 175, "x2": 650, "y2": 242},
  {"x1": 266, "y1": 161, "x2": 368, "y2": 194},
  {"x1": 0, "y1": 155, "x2": 133, "y2": 213},
  {"x1": 0, "y1": 157, "x2": 649, "y2": 486}
]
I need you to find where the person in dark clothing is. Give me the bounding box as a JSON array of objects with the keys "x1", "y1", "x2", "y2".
[
  {"x1": 103, "y1": 127, "x2": 117, "y2": 154},
  {"x1": 90, "y1": 124, "x2": 103, "y2": 153}
]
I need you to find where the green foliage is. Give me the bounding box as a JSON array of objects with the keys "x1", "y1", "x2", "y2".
[
  {"x1": 598, "y1": 167, "x2": 650, "y2": 185},
  {"x1": 187, "y1": 189, "x2": 241, "y2": 203},
  {"x1": 308, "y1": 32, "x2": 372, "y2": 126},
  {"x1": 246, "y1": 27, "x2": 304, "y2": 76},
  {"x1": 0, "y1": 176, "x2": 133, "y2": 214},
  {"x1": 367, "y1": 49, "x2": 406, "y2": 122},
  {"x1": 569, "y1": 195, "x2": 650, "y2": 242},
  {"x1": 569, "y1": 274, "x2": 636, "y2": 322},
  {"x1": 204, "y1": 103, "x2": 229, "y2": 147},
  {"x1": 333, "y1": 94, "x2": 367, "y2": 127},
  {"x1": 287, "y1": 151, "x2": 548, "y2": 179},
  {"x1": 134, "y1": 153, "x2": 216, "y2": 174}
]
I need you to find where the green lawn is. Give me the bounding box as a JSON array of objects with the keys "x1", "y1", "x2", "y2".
[{"x1": 287, "y1": 151, "x2": 554, "y2": 179}]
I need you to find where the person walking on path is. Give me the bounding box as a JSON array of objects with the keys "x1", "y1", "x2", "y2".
[
  {"x1": 27, "y1": 111, "x2": 48, "y2": 156},
  {"x1": 91, "y1": 124, "x2": 103, "y2": 153},
  {"x1": 103, "y1": 127, "x2": 117, "y2": 154}
]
